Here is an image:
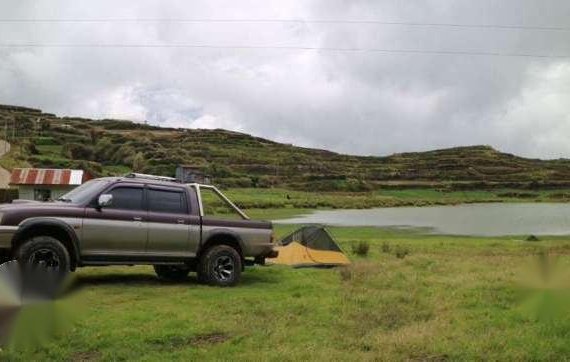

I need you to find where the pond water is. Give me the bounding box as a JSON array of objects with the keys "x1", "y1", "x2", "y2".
[{"x1": 274, "y1": 203, "x2": 570, "y2": 236}]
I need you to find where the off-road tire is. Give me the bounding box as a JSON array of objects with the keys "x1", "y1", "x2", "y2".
[
  {"x1": 197, "y1": 245, "x2": 242, "y2": 287},
  {"x1": 154, "y1": 265, "x2": 190, "y2": 282},
  {"x1": 16, "y1": 235, "x2": 71, "y2": 277}
]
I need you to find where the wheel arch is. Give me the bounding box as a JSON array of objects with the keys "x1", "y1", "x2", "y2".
[
  {"x1": 199, "y1": 230, "x2": 245, "y2": 259},
  {"x1": 12, "y1": 219, "x2": 81, "y2": 271}
]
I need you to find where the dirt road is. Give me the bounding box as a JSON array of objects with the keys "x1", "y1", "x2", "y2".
[{"x1": 0, "y1": 140, "x2": 11, "y2": 188}]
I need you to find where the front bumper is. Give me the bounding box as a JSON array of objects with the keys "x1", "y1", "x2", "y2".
[{"x1": 0, "y1": 226, "x2": 18, "y2": 249}]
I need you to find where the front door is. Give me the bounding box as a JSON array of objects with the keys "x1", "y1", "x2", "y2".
[
  {"x1": 146, "y1": 186, "x2": 200, "y2": 257},
  {"x1": 81, "y1": 184, "x2": 148, "y2": 258}
]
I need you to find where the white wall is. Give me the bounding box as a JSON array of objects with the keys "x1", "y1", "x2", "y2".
[{"x1": 17, "y1": 185, "x2": 76, "y2": 201}]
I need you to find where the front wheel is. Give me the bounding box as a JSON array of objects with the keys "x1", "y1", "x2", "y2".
[
  {"x1": 154, "y1": 265, "x2": 190, "y2": 282},
  {"x1": 197, "y1": 245, "x2": 242, "y2": 287},
  {"x1": 16, "y1": 236, "x2": 71, "y2": 299},
  {"x1": 16, "y1": 236, "x2": 71, "y2": 275}
]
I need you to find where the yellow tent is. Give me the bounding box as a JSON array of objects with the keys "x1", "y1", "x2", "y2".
[{"x1": 267, "y1": 226, "x2": 350, "y2": 268}]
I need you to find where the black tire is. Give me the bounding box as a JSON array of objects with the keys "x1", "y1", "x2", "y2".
[
  {"x1": 197, "y1": 245, "x2": 242, "y2": 287},
  {"x1": 16, "y1": 235, "x2": 71, "y2": 277},
  {"x1": 0, "y1": 250, "x2": 12, "y2": 265},
  {"x1": 154, "y1": 265, "x2": 190, "y2": 282}
]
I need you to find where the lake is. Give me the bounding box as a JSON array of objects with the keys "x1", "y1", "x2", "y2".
[{"x1": 274, "y1": 203, "x2": 570, "y2": 236}]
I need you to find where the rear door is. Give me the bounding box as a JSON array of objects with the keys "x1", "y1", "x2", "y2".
[
  {"x1": 81, "y1": 184, "x2": 148, "y2": 257},
  {"x1": 145, "y1": 186, "x2": 200, "y2": 257}
]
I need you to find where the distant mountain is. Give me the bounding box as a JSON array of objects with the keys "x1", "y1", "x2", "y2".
[{"x1": 1, "y1": 104, "x2": 569, "y2": 191}]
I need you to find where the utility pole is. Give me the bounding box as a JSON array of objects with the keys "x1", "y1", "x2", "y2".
[{"x1": 3, "y1": 118, "x2": 7, "y2": 153}]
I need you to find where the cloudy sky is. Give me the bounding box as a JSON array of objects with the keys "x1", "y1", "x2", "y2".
[{"x1": 0, "y1": 0, "x2": 569, "y2": 159}]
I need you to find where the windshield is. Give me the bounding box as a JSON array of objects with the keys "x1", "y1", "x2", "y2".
[{"x1": 58, "y1": 179, "x2": 111, "y2": 204}]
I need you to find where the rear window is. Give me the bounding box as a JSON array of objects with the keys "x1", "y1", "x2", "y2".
[{"x1": 148, "y1": 189, "x2": 188, "y2": 214}]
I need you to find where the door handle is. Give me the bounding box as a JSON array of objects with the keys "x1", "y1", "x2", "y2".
[{"x1": 133, "y1": 216, "x2": 143, "y2": 221}]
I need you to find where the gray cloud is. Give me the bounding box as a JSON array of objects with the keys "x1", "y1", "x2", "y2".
[{"x1": 0, "y1": 0, "x2": 569, "y2": 158}]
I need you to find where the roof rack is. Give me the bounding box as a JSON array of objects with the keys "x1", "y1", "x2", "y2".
[{"x1": 124, "y1": 173, "x2": 179, "y2": 182}]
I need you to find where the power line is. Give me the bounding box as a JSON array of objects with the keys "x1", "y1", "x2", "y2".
[
  {"x1": 0, "y1": 43, "x2": 568, "y2": 59},
  {"x1": 0, "y1": 18, "x2": 568, "y2": 31}
]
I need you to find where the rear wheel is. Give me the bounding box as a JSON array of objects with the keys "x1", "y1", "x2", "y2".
[
  {"x1": 197, "y1": 245, "x2": 242, "y2": 287},
  {"x1": 154, "y1": 265, "x2": 190, "y2": 282}
]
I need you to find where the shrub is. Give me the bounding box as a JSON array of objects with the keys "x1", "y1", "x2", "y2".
[
  {"x1": 62, "y1": 143, "x2": 94, "y2": 161},
  {"x1": 132, "y1": 152, "x2": 147, "y2": 172},
  {"x1": 111, "y1": 144, "x2": 136, "y2": 165},
  {"x1": 339, "y1": 266, "x2": 352, "y2": 281},
  {"x1": 381, "y1": 241, "x2": 391, "y2": 253},
  {"x1": 526, "y1": 235, "x2": 540, "y2": 242},
  {"x1": 394, "y1": 245, "x2": 410, "y2": 259},
  {"x1": 351, "y1": 241, "x2": 370, "y2": 257}
]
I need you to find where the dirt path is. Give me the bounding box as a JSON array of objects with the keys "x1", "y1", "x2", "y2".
[{"x1": 0, "y1": 140, "x2": 11, "y2": 188}]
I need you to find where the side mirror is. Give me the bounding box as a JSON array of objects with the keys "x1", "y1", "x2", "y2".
[{"x1": 98, "y1": 194, "x2": 113, "y2": 208}]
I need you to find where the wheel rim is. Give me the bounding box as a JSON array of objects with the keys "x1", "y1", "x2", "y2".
[
  {"x1": 28, "y1": 248, "x2": 61, "y2": 271},
  {"x1": 213, "y1": 255, "x2": 234, "y2": 281}
]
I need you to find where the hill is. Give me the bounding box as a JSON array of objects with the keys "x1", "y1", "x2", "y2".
[{"x1": 1, "y1": 104, "x2": 569, "y2": 191}]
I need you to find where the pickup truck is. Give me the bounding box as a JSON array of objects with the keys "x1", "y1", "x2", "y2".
[{"x1": 0, "y1": 173, "x2": 277, "y2": 286}]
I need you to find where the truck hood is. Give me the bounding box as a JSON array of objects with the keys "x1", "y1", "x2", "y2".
[
  {"x1": 0, "y1": 201, "x2": 76, "y2": 210},
  {"x1": 0, "y1": 202, "x2": 84, "y2": 226}
]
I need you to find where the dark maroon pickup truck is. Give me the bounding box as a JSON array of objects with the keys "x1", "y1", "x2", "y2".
[{"x1": 0, "y1": 173, "x2": 277, "y2": 286}]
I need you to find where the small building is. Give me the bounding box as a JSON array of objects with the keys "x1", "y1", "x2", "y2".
[
  {"x1": 9, "y1": 168, "x2": 92, "y2": 201},
  {"x1": 175, "y1": 165, "x2": 211, "y2": 184}
]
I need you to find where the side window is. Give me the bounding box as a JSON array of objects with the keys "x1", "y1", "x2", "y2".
[
  {"x1": 148, "y1": 189, "x2": 188, "y2": 214},
  {"x1": 107, "y1": 187, "x2": 144, "y2": 211}
]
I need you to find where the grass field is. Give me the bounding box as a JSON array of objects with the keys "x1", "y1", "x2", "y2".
[
  {"x1": 2, "y1": 210, "x2": 569, "y2": 361},
  {"x1": 224, "y1": 187, "x2": 570, "y2": 211}
]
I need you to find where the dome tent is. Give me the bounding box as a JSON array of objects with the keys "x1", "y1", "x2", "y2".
[{"x1": 267, "y1": 226, "x2": 350, "y2": 268}]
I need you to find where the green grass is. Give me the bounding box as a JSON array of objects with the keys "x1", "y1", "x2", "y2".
[
  {"x1": 225, "y1": 187, "x2": 570, "y2": 211},
  {"x1": 377, "y1": 188, "x2": 570, "y2": 203},
  {"x1": 35, "y1": 145, "x2": 63, "y2": 156},
  {"x1": 3, "y1": 219, "x2": 569, "y2": 361},
  {"x1": 0, "y1": 144, "x2": 31, "y2": 171}
]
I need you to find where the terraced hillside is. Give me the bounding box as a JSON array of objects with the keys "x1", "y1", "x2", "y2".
[{"x1": 0, "y1": 104, "x2": 569, "y2": 191}]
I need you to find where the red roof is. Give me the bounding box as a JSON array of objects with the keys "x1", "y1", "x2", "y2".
[{"x1": 9, "y1": 168, "x2": 92, "y2": 186}]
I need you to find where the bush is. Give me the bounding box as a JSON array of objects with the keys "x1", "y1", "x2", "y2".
[
  {"x1": 22, "y1": 140, "x2": 39, "y2": 155},
  {"x1": 381, "y1": 241, "x2": 391, "y2": 253},
  {"x1": 62, "y1": 143, "x2": 94, "y2": 161},
  {"x1": 111, "y1": 144, "x2": 136, "y2": 165},
  {"x1": 351, "y1": 241, "x2": 370, "y2": 257},
  {"x1": 339, "y1": 266, "x2": 352, "y2": 281},
  {"x1": 132, "y1": 152, "x2": 147, "y2": 172},
  {"x1": 394, "y1": 245, "x2": 410, "y2": 259}
]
